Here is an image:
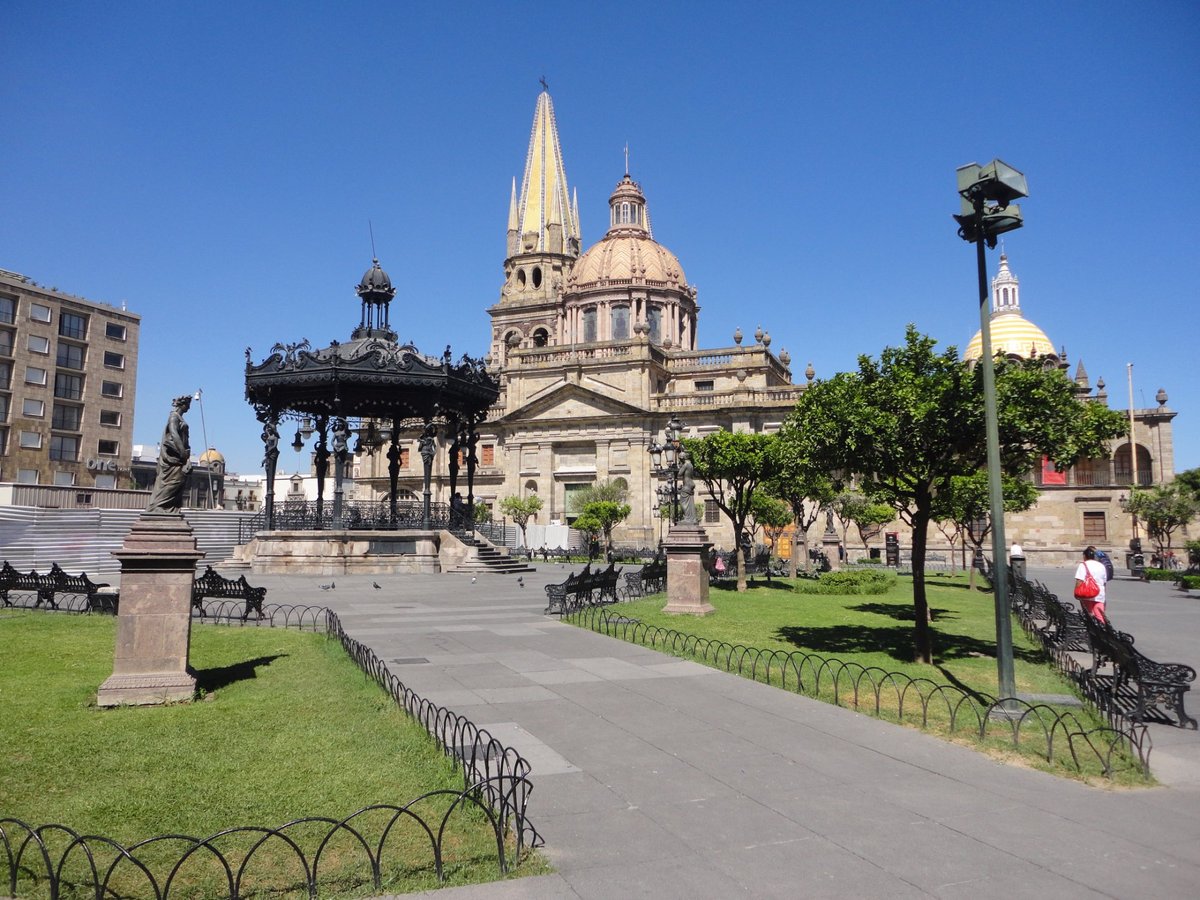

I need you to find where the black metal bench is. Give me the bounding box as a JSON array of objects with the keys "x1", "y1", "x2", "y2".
[
  {"x1": 1083, "y1": 615, "x2": 1197, "y2": 729},
  {"x1": 191, "y1": 566, "x2": 267, "y2": 621},
  {"x1": 544, "y1": 564, "x2": 623, "y2": 615},
  {"x1": 0, "y1": 561, "x2": 112, "y2": 611}
]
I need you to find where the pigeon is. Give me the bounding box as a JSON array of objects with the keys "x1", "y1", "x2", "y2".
[
  {"x1": 319, "y1": 583, "x2": 333, "y2": 591},
  {"x1": 372, "y1": 581, "x2": 382, "y2": 590},
  {"x1": 471, "y1": 576, "x2": 477, "y2": 584},
  {"x1": 517, "y1": 576, "x2": 525, "y2": 588}
]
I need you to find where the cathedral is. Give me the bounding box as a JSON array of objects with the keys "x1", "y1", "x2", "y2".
[{"x1": 358, "y1": 88, "x2": 1180, "y2": 565}]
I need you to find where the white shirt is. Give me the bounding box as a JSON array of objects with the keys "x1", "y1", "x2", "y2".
[
  {"x1": 1010, "y1": 543, "x2": 1024, "y2": 558},
  {"x1": 1074, "y1": 559, "x2": 1107, "y2": 606}
]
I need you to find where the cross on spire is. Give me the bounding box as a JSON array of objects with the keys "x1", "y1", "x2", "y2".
[
  {"x1": 539, "y1": 75, "x2": 549, "y2": 92},
  {"x1": 624, "y1": 142, "x2": 629, "y2": 176}
]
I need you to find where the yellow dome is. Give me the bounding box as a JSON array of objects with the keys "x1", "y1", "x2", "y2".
[
  {"x1": 963, "y1": 312, "x2": 1056, "y2": 362},
  {"x1": 569, "y1": 233, "x2": 688, "y2": 289},
  {"x1": 198, "y1": 448, "x2": 225, "y2": 465}
]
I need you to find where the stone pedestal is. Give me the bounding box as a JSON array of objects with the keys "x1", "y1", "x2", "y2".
[
  {"x1": 662, "y1": 524, "x2": 715, "y2": 616},
  {"x1": 822, "y1": 532, "x2": 842, "y2": 571},
  {"x1": 97, "y1": 513, "x2": 204, "y2": 707}
]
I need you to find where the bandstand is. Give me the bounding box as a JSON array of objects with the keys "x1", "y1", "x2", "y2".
[{"x1": 240, "y1": 259, "x2": 499, "y2": 574}]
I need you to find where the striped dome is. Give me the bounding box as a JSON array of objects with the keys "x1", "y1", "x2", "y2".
[{"x1": 963, "y1": 312, "x2": 1056, "y2": 362}]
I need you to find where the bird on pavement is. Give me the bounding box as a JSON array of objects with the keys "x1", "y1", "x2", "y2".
[
  {"x1": 372, "y1": 581, "x2": 382, "y2": 589},
  {"x1": 517, "y1": 576, "x2": 524, "y2": 588},
  {"x1": 471, "y1": 576, "x2": 477, "y2": 584},
  {"x1": 319, "y1": 583, "x2": 333, "y2": 591}
]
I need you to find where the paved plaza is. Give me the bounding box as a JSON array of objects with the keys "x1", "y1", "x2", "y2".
[{"x1": 223, "y1": 565, "x2": 1200, "y2": 898}]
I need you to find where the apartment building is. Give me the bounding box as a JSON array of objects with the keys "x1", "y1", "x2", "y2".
[{"x1": 0, "y1": 268, "x2": 140, "y2": 488}]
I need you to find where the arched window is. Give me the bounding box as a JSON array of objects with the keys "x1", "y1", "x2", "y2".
[
  {"x1": 620, "y1": 202, "x2": 631, "y2": 224},
  {"x1": 611, "y1": 305, "x2": 630, "y2": 340},
  {"x1": 647, "y1": 306, "x2": 662, "y2": 343},
  {"x1": 532, "y1": 327, "x2": 549, "y2": 347},
  {"x1": 1113, "y1": 443, "x2": 1154, "y2": 486},
  {"x1": 524, "y1": 479, "x2": 538, "y2": 496},
  {"x1": 582, "y1": 308, "x2": 598, "y2": 343}
]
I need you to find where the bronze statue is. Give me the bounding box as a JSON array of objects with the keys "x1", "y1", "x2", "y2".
[
  {"x1": 145, "y1": 395, "x2": 193, "y2": 514},
  {"x1": 261, "y1": 420, "x2": 279, "y2": 469},
  {"x1": 677, "y1": 449, "x2": 697, "y2": 525}
]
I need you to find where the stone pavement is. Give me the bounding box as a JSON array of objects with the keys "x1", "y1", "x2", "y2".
[{"x1": 237, "y1": 566, "x2": 1200, "y2": 899}]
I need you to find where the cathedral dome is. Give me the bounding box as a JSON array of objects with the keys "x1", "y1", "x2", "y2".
[
  {"x1": 962, "y1": 253, "x2": 1058, "y2": 362},
  {"x1": 568, "y1": 175, "x2": 690, "y2": 290}
]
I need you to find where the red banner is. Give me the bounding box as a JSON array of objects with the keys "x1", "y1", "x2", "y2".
[{"x1": 1041, "y1": 456, "x2": 1067, "y2": 485}]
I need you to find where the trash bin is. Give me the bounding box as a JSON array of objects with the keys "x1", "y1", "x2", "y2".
[{"x1": 1127, "y1": 552, "x2": 1145, "y2": 579}]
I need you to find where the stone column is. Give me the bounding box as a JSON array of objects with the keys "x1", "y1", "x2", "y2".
[
  {"x1": 97, "y1": 514, "x2": 205, "y2": 707},
  {"x1": 662, "y1": 523, "x2": 715, "y2": 616}
]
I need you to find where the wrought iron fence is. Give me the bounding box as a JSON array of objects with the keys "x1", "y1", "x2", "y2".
[
  {"x1": 567, "y1": 592, "x2": 1151, "y2": 779},
  {"x1": 1, "y1": 601, "x2": 542, "y2": 898},
  {"x1": 237, "y1": 500, "x2": 451, "y2": 541}
]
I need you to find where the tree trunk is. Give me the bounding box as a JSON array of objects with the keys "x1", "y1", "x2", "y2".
[
  {"x1": 736, "y1": 526, "x2": 748, "y2": 592},
  {"x1": 788, "y1": 517, "x2": 799, "y2": 579},
  {"x1": 911, "y1": 506, "x2": 933, "y2": 664}
]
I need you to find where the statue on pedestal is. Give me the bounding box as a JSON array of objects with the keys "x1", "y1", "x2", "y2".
[
  {"x1": 145, "y1": 395, "x2": 193, "y2": 514},
  {"x1": 678, "y1": 450, "x2": 697, "y2": 525}
]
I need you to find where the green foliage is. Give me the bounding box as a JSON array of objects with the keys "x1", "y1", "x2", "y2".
[
  {"x1": 1178, "y1": 575, "x2": 1200, "y2": 590},
  {"x1": 1176, "y1": 468, "x2": 1200, "y2": 501},
  {"x1": 934, "y1": 469, "x2": 1040, "y2": 547},
  {"x1": 1124, "y1": 482, "x2": 1200, "y2": 559},
  {"x1": 499, "y1": 493, "x2": 543, "y2": 543},
  {"x1": 832, "y1": 491, "x2": 894, "y2": 550},
  {"x1": 573, "y1": 500, "x2": 631, "y2": 548},
  {"x1": 785, "y1": 325, "x2": 1127, "y2": 663},
  {"x1": 791, "y1": 568, "x2": 896, "y2": 594},
  {"x1": 473, "y1": 503, "x2": 493, "y2": 524},
  {"x1": 568, "y1": 478, "x2": 630, "y2": 510},
  {"x1": 748, "y1": 491, "x2": 792, "y2": 545},
  {"x1": 1142, "y1": 568, "x2": 1178, "y2": 582},
  {"x1": 684, "y1": 430, "x2": 778, "y2": 591}
]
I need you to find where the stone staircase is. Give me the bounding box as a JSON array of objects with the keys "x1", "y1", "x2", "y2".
[{"x1": 446, "y1": 533, "x2": 537, "y2": 575}]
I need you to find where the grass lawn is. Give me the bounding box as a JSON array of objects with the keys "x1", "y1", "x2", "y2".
[
  {"x1": 588, "y1": 573, "x2": 1147, "y2": 782},
  {"x1": 0, "y1": 610, "x2": 547, "y2": 897}
]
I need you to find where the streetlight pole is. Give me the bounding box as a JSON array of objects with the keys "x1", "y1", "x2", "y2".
[
  {"x1": 954, "y1": 160, "x2": 1028, "y2": 705},
  {"x1": 193, "y1": 388, "x2": 216, "y2": 509}
]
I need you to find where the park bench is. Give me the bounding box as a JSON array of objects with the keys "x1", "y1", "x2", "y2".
[
  {"x1": 1083, "y1": 614, "x2": 1197, "y2": 729},
  {"x1": 544, "y1": 563, "x2": 623, "y2": 615},
  {"x1": 191, "y1": 566, "x2": 267, "y2": 621},
  {"x1": 1038, "y1": 590, "x2": 1089, "y2": 653},
  {"x1": 0, "y1": 561, "x2": 112, "y2": 611}
]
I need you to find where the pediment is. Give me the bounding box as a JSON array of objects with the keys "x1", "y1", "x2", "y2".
[{"x1": 501, "y1": 383, "x2": 645, "y2": 423}]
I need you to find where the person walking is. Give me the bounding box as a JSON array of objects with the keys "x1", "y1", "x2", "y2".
[
  {"x1": 1074, "y1": 546, "x2": 1108, "y2": 624},
  {"x1": 1009, "y1": 538, "x2": 1027, "y2": 582}
]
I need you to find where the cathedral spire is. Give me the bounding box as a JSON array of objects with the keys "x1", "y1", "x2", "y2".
[
  {"x1": 507, "y1": 177, "x2": 519, "y2": 232},
  {"x1": 513, "y1": 88, "x2": 578, "y2": 257}
]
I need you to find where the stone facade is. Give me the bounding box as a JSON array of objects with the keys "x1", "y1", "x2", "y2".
[
  {"x1": 0, "y1": 268, "x2": 140, "y2": 490},
  {"x1": 358, "y1": 89, "x2": 1185, "y2": 565}
]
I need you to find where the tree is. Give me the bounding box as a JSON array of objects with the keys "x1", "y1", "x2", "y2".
[
  {"x1": 766, "y1": 436, "x2": 837, "y2": 576},
  {"x1": 785, "y1": 325, "x2": 1126, "y2": 663},
  {"x1": 1124, "y1": 483, "x2": 1200, "y2": 564},
  {"x1": 748, "y1": 492, "x2": 792, "y2": 555},
  {"x1": 933, "y1": 470, "x2": 1040, "y2": 591},
  {"x1": 1176, "y1": 468, "x2": 1200, "y2": 503},
  {"x1": 684, "y1": 430, "x2": 777, "y2": 592},
  {"x1": 574, "y1": 500, "x2": 632, "y2": 552},
  {"x1": 499, "y1": 494, "x2": 543, "y2": 548},
  {"x1": 473, "y1": 503, "x2": 493, "y2": 524},
  {"x1": 570, "y1": 479, "x2": 630, "y2": 508},
  {"x1": 833, "y1": 491, "x2": 894, "y2": 557}
]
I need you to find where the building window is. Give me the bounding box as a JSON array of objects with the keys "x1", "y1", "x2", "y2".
[
  {"x1": 582, "y1": 307, "x2": 597, "y2": 342},
  {"x1": 105, "y1": 322, "x2": 127, "y2": 340},
  {"x1": 53, "y1": 471, "x2": 76, "y2": 486},
  {"x1": 54, "y1": 373, "x2": 83, "y2": 400},
  {"x1": 647, "y1": 306, "x2": 662, "y2": 343},
  {"x1": 103, "y1": 351, "x2": 124, "y2": 369},
  {"x1": 0, "y1": 425, "x2": 7, "y2": 454},
  {"x1": 17, "y1": 468, "x2": 39, "y2": 484},
  {"x1": 59, "y1": 312, "x2": 87, "y2": 339},
  {"x1": 398, "y1": 446, "x2": 410, "y2": 468},
  {"x1": 101, "y1": 380, "x2": 123, "y2": 399},
  {"x1": 611, "y1": 305, "x2": 629, "y2": 340},
  {"x1": 0, "y1": 395, "x2": 8, "y2": 422},
  {"x1": 27, "y1": 334, "x2": 50, "y2": 354},
  {"x1": 52, "y1": 404, "x2": 82, "y2": 431},
  {"x1": 56, "y1": 343, "x2": 85, "y2": 370},
  {"x1": 25, "y1": 366, "x2": 47, "y2": 386},
  {"x1": 0, "y1": 330, "x2": 12, "y2": 357},
  {"x1": 532, "y1": 327, "x2": 549, "y2": 347},
  {"x1": 0, "y1": 296, "x2": 15, "y2": 324},
  {"x1": 97, "y1": 439, "x2": 119, "y2": 456},
  {"x1": 99, "y1": 409, "x2": 121, "y2": 426},
  {"x1": 50, "y1": 434, "x2": 80, "y2": 462},
  {"x1": 695, "y1": 380, "x2": 715, "y2": 392},
  {"x1": 30, "y1": 303, "x2": 51, "y2": 323},
  {"x1": 22, "y1": 398, "x2": 45, "y2": 418},
  {"x1": 705, "y1": 499, "x2": 721, "y2": 524},
  {"x1": 1082, "y1": 511, "x2": 1107, "y2": 543},
  {"x1": 19, "y1": 430, "x2": 43, "y2": 449},
  {"x1": 94, "y1": 473, "x2": 116, "y2": 489},
  {"x1": 0, "y1": 361, "x2": 10, "y2": 389},
  {"x1": 481, "y1": 444, "x2": 495, "y2": 466}
]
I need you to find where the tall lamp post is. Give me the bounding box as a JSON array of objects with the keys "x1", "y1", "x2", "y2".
[
  {"x1": 953, "y1": 159, "x2": 1028, "y2": 704},
  {"x1": 192, "y1": 388, "x2": 217, "y2": 509},
  {"x1": 648, "y1": 416, "x2": 683, "y2": 537}
]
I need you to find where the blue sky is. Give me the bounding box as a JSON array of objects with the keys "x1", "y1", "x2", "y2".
[{"x1": 3, "y1": 1, "x2": 1197, "y2": 475}]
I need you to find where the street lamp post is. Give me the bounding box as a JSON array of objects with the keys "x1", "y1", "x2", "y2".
[
  {"x1": 647, "y1": 416, "x2": 683, "y2": 535},
  {"x1": 954, "y1": 159, "x2": 1028, "y2": 705}
]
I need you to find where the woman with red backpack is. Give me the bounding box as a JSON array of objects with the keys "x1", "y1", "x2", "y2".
[{"x1": 1074, "y1": 546, "x2": 1108, "y2": 623}]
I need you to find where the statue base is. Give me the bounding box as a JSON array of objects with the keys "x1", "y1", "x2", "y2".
[
  {"x1": 822, "y1": 532, "x2": 842, "y2": 572},
  {"x1": 662, "y1": 523, "x2": 715, "y2": 616},
  {"x1": 97, "y1": 513, "x2": 204, "y2": 707}
]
